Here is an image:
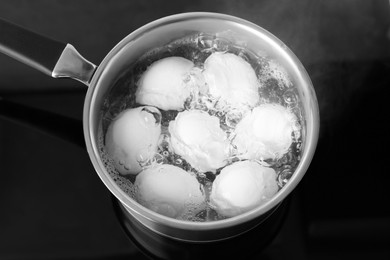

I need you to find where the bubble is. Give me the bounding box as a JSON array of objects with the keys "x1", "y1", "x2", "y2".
[
  {"x1": 283, "y1": 89, "x2": 298, "y2": 105},
  {"x1": 197, "y1": 34, "x2": 215, "y2": 51},
  {"x1": 154, "y1": 153, "x2": 165, "y2": 164},
  {"x1": 99, "y1": 32, "x2": 305, "y2": 222},
  {"x1": 175, "y1": 158, "x2": 183, "y2": 165},
  {"x1": 197, "y1": 172, "x2": 207, "y2": 179},
  {"x1": 278, "y1": 166, "x2": 294, "y2": 187}
]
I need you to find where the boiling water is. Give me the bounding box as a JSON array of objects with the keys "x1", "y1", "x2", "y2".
[{"x1": 98, "y1": 33, "x2": 304, "y2": 222}]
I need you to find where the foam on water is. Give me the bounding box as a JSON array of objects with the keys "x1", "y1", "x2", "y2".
[{"x1": 98, "y1": 131, "x2": 137, "y2": 200}]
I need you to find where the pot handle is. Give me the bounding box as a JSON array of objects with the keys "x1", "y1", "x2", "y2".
[{"x1": 0, "y1": 18, "x2": 96, "y2": 86}]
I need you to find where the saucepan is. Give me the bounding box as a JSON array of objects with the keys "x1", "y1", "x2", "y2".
[{"x1": 0, "y1": 12, "x2": 319, "y2": 245}]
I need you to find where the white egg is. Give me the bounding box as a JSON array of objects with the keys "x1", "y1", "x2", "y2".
[
  {"x1": 233, "y1": 104, "x2": 299, "y2": 160},
  {"x1": 203, "y1": 52, "x2": 260, "y2": 111},
  {"x1": 169, "y1": 110, "x2": 230, "y2": 173},
  {"x1": 210, "y1": 161, "x2": 278, "y2": 218},
  {"x1": 136, "y1": 56, "x2": 194, "y2": 111},
  {"x1": 105, "y1": 106, "x2": 161, "y2": 175},
  {"x1": 134, "y1": 164, "x2": 205, "y2": 219}
]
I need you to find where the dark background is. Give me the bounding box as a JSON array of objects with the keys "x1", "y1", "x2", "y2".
[{"x1": 0, "y1": 0, "x2": 389, "y2": 259}]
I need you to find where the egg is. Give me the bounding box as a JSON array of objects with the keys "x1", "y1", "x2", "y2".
[
  {"x1": 134, "y1": 164, "x2": 205, "y2": 219},
  {"x1": 105, "y1": 106, "x2": 161, "y2": 175},
  {"x1": 136, "y1": 56, "x2": 194, "y2": 111},
  {"x1": 210, "y1": 161, "x2": 278, "y2": 218},
  {"x1": 203, "y1": 52, "x2": 260, "y2": 111},
  {"x1": 233, "y1": 103, "x2": 299, "y2": 160},
  {"x1": 169, "y1": 110, "x2": 230, "y2": 173}
]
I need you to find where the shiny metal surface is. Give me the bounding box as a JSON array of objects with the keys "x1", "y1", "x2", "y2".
[
  {"x1": 52, "y1": 44, "x2": 97, "y2": 86},
  {"x1": 113, "y1": 195, "x2": 290, "y2": 259},
  {"x1": 83, "y1": 12, "x2": 320, "y2": 242}
]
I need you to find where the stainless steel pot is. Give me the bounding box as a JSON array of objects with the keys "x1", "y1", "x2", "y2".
[{"x1": 0, "y1": 12, "x2": 319, "y2": 243}]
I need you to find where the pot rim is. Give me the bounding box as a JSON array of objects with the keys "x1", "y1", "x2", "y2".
[{"x1": 83, "y1": 12, "x2": 319, "y2": 234}]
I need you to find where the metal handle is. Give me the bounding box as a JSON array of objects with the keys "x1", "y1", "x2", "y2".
[{"x1": 0, "y1": 18, "x2": 96, "y2": 86}]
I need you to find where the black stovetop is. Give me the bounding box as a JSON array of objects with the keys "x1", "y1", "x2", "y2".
[{"x1": 0, "y1": 1, "x2": 389, "y2": 259}]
